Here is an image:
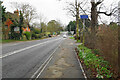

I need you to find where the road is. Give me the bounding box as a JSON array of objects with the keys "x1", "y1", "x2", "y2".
[
  {"x1": 2, "y1": 33, "x2": 85, "y2": 79},
  {"x1": 2, "y1": 35, "x2": 64, "y2": 78}
]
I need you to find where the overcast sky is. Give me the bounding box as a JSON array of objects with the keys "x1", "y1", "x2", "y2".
[{"x1": 2, "y1": 0, "x2": 120, "y2": 25}]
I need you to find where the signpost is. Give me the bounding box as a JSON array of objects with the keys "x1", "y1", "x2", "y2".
[
  {"x1": 14, "y1": 27, "x2": 20, "y2": 33},
  {"x1": 80, "y1": 15, "x2": 88, "y2": 45}
]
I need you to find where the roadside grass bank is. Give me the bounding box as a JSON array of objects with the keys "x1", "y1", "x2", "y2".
[
  {"x1": 1, "y1": 37, "x2": 49, "y2": 43},
  {"x1": 69, "y1": 36, "x2": 75, "y2": 39},
  {"x1": 69, "y1": 36, "x2": 81, "y2": 43},
  {"x1": 76, "y1": 44, "x2": 113, "y2": 79},
  {"x1": 76, "y1": 40, "x2": 81, "y2": 43}
]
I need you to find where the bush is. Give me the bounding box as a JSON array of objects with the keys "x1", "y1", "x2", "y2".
[
  {"x1": 24, "y1": 31, "x2": 31, "y2": 40},
  {"x1": 33, "y1": 28, "x2": 40, "y2": 34},
  {"x1": 36, "y1": 34, "x2": 41, "y2": 38},
  {"x1": 31, "y1": 33, "x2": 42, "y2": 39},
  {"x1": 31, "y1": 33, "x2": 36, "y2": 39}
]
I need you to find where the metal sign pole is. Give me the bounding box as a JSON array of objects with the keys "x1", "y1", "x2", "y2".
[
  {"x1": 83, "y1": 19, "x2": 85, "y2": 45},
  {"x1": 80, "y1": 15, "x2": 88, "y2": 46}
]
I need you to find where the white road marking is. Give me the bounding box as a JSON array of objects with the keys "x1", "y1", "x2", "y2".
[
  {"x1": 74, "y1": 50, "x2": 87, "y2": 80},
  {"x1": 35, "y1": 56, "x2": 53, "y2": 79},
  {"x1": 30, "y1": 39, "x2": 64, "y2": 79},
  {"x1": 0, "y1": 38, "x2": 62, "y2": 59},
  {"x1": 2, "y1": 37, "x2": 52, "y2": 47}
]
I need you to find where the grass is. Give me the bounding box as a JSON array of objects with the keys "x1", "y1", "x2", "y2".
[
  {"x1": 69, "y1": 36, "x2": 75, "y2": 39},
  {"x1": 76, "y1": 40, "x2": 81, "y2": 43},
  {"x1": 1, "y1": 39, "x2": 29, "y2": 43},
  {"x1": 1, "y1": 37, "x2": 48, "y2": 43}
]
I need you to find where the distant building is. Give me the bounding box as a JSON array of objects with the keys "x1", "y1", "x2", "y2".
[
  {"x1": 3, "y1": 10, "x2": 31, "y2": 39},
  {"x1": 22, "y1": 25, "x2": 31, "y2": 32}
]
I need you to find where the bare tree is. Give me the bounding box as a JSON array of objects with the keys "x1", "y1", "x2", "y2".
[
  {"x1": 62, "y1": 0, "x2": 118, "y2": 48},
  {"x1": 38, "y1": 13, "x2": 47, "y2": 27},
  {"x1": 11, "y1": 2, "x2": 37, "y2": 25}
]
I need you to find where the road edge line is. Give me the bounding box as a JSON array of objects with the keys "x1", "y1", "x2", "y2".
[
  {"x1": 0, "y1": 38, "x2": 62, "y2": 59},
  {"x1": 35, "y1": 56, "x2": 53, "y2": 79},
  {"x1": 74, "y1": 50, "x2": 87, "y2": 80},
  {"x1": 30, "y1": 38, "x2": 64, "y2": 79}
]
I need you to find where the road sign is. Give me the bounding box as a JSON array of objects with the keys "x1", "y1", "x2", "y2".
[
  {"x1": 80, "y1": 15, "x2": 88, "y2": 19},
  {"x1": 14, "y1": 27, "x2": 20, "y2": 32}
]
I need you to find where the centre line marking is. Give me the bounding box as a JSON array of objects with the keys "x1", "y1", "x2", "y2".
[
  {"x1": 0, "y1": 38, "x2": 62, "y2": 59},
  {"x1": 30, "y1": 39, "x2": 64, "y2": 79}
]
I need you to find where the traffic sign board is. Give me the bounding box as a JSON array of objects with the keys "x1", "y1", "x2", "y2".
[{"x1": 80, "y1": 15, "x2": 88, "y2": 19}]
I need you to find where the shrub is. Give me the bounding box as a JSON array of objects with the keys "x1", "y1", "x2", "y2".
[
  {"x1": 31, "y1": 33, "x2": 37, "y2": 39},
  {"x1": 36, "y1": 34, "x2": 41, "y2": 38},
  {"x1": 31, "y1": 33, "x2": 42, "y2": 39},
  {"x1": 78, "y1": 44, "x2": 113, "y2": 78},
  {"x1": 33, "y1": 28, "x2": 40, "y2": 34},
  {"x1": 24, "y1": 31, "x2": 31, "y2": 40}
]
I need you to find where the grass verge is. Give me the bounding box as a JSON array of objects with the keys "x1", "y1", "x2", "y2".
[
  {"x1": 76, "y1": 40, "x2": 81, "y2": 43},
  {"x1": 69, "y1": 36, "x2": 75, "y2": 40},
  {"x1": 1, "y1": 37, "x2": 49, "y2": 43}
]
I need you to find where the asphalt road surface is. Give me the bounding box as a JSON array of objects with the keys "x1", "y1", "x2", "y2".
[
  {"x1": 2, "y1": 34, "x2": 65, "y2": 78},
  {"x1": 2, "y1": 33, "x2": 85, "y2": 79}
]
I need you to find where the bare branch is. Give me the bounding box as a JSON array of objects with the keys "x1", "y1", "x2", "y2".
[{"x1": 97, "y1": 6, "x2": 118, "y2": 16}]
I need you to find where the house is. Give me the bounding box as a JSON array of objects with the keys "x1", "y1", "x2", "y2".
[
  {"x1": 3, "y1": 10, "x2": 31, "y2": 39},
  {"x1": 6, "y1": 10, "x2": 31, "y2": 32},
  {"x1": 22, "y1": 25, "x2": 31, "y2": 32}
]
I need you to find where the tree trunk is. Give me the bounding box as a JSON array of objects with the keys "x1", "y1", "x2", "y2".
[
  {"x1": 118, "y1": 26, "x2": 120, "y2": 78},
  {"x1": 75, "y1": 0, "x2": 79, "y2": 41},
  {"x1": 90, "y1": 2, "x2": 98, "y2": 49}
]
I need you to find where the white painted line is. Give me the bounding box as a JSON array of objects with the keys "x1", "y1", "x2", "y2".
[
  {"x1": 35, "y1": 56, "x2": 53, "y2": 79},
  {"x1": 74, "y1": 50, "x2": 87, "y2": 80},
  {"x1": 30, "y1": 39, "x2": 64, "y2": 79},
  {"x1": 0, "y1": 38, "x2": 62, "y2": 59}
]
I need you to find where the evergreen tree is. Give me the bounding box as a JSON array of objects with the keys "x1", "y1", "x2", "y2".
[
  {"x1": 0, "y1": 1, "x2": 6, "y2": 23},
  {"x1": 19, "y1": 11, "x2": 24, "y2": 39}
]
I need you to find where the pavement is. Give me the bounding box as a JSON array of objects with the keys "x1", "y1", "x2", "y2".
[
  {"x1": 2, "y1": 34, "x2": 85, "y2": 79},
  {"x1": 39, "y1": 38, "x2": 85, "y2": 79}
]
